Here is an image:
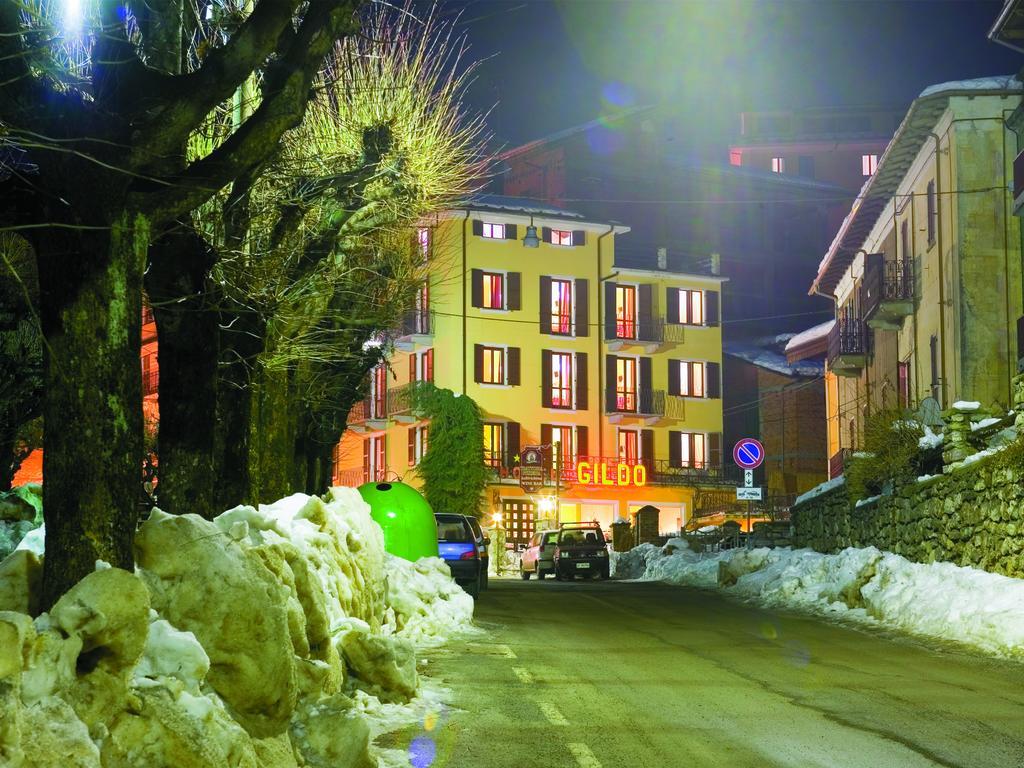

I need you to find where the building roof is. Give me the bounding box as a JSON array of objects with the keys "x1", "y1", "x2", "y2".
[
  {"x1": 810, "y1": 75, "x2": 1023, "y2": 297},
  {"x1": 989, "y1": 0, "x2": 1024, "y2": 52},
  {"x1": 784, "y1": 320, "x2": 834, "y2": 363},
  {"x1": 458, "y1": 193, "x2": 587, "y2": 220},
  {"x1": 725, "y1": 338, "x2": 824, "y2": 378}
]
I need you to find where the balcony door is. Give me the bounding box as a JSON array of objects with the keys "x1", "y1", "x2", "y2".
[
  {"x1": 615, "y1": 357, "x2": 637, "y2": 412},
  {"x1": 618, "y1": 429, "x2": 639, "y2": 463},
  {"x1": 615, "y1": 285, "x2": 637, "y2": 339}
]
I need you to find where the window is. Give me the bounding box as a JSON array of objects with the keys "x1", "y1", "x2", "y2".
[
  {"x1": 410, "y1": 348, "x2": 433, "y2": 383},
  {"x1": 551, "y1": 229, "x2": 573, "y2": 246},
  {"x1": 771, "y1": 156, "x2": 785, "y2": 173},
  {"x1": 417, "y1": 227, "x2": 430, "y2": 261},
  {"x1": 550, "y1": 279, "x2": 573, "y2": 335},
  {"x1": 615, "y1": 284, "x2": 637, "y2": 339},
  {"x1": 408, "y1": 425, "x2": 429, "y2": 466},
  {"x1": 729, "y1": 149, "x2": 742, "y2": 166},
  {"x1": 677, "y1": 361, "x2": 706, "y2": 397},
  {"x1": 550, "y1": 352, "x2": 574, "y2": 408},
  {"x1": 481, "y1": 346, "x2": 505, "y2": 385},
  {"x1": 482, "y1": 271, "x2": 504, "y2": 310},
  {"x1": 549, "y1": 425, "x2": 577, "y2": 471},
  {"x1": 618, "y1": 429, "x2": 639, "y2": 463},
  {"x1": 363, "y1": 435, "x2": 386, "y2": 482},
  {"x1": 370, "y1": 365, "x2": 387, "y2": 419},
  {"x1": 676, "y1": 289, "x2": 704, "y2": 325},
  {"x1": 481, "y1": 222, "x2": 505, "y2": 239},
  {"x1": 483, "y1": 423, "x2": 504, "y2": 468},
  {"x1": 678, "y1": 432, "x2": 707, "y2": 469},
  {"x1": 926, "y1": 180, "x2": 936, "y2": 245},
  {"x1": 861, "y1": 154, "x2": 878, "y2": 176},
  {"x1": 615, "y1": 357, "x2": 637, "y2": 412},
  {"x1": 898, "y1": 361, "x2": 910, "y2": 409}
]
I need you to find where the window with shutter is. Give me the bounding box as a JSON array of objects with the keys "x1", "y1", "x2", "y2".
[
  {"x1": 618, "y1": 429, "x2": 639, "y2": 462},
  {"x1": 480, "y1": 346, "x2": 506, "y2": 385},
  {"x1": 549, "y1": 352, "x2": 574, "y2": 408},
  {"x1": 481, "y1": 222, "x2": 505, "y2": 239},
  {"x1": 548, "y1": 278, "x2": 573, "y2": 335},
  {"x1": 483, "y1": 423, "x2": 504, "y2": 469},
  {"x1": 481, "y1": 271, "x2": 505, "y2": 310}
]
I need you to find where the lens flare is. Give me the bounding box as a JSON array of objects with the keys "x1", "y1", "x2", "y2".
[{"x1": 409, "y1": 735, "x2": 436, "y2": 768}]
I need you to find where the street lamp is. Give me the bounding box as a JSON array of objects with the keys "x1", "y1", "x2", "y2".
[{"x1": 522, "y1": 216, "x2": 540, "y2": 248}]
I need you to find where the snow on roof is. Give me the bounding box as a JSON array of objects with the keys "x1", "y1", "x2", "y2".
[
  {"x1": 919, "y1": 75, "x2": 1022, "y2": 98},
  {"x1": 724, "y1": 341, "x2": 824, "y2": 378},
  {"x1": 784, "y1": 320, "x2": 835, "y2": 354},
  {"x1": 459, "y1": 194, "x2": 587, "y2": 220}
]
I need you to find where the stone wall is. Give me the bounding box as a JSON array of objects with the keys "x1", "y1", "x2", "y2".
[{"x1": 791, "y1": 449, "x2": 1024, "y2": 578}]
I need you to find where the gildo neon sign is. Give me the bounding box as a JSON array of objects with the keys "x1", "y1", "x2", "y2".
[{"x1": 576, "y1": 461, "x2": 647, "y2": 487}]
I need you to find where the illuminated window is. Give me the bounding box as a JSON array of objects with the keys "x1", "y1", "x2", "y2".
[
  {"x1": 550, "y1": 279, "x2": 573, "y2": 335},
  {"x1": 861, "y1": 154, "x2": 878, "y2": 176},
  {"x1": 482, "y1": 271, "x2": 505, "y2": 310},
  {"x1": 408, "y1": 425, "x2": 429, "y2": 466},
  {"x1": 549, "y1": 425, "x2": 577, "y2": 471},
  {"x1": 729, "y1": 149, "x2": 742, "y2": 166},
  {"x1": 417, "y1": 227, "x2": 430, "y2": 261},
  {"x1": 771, "y1": 156, "x2": 785, "y2": 174},
  {"x1": 551, "y1": 229, "x2": 573, "y2": 246},
  {"x1": 678, "y1": 361, "x2": 706, "y2": 397},
  {"x1": 364, "y1": 435, "x2": 386, "y2": 482},
  {"x1": 618, "y1": 429, "x2": 639, "y2": 463},
  {"x1": 676, "y1": 289, "x2": 704, "y2": 325},
  {"x1": 615, "y1": 285, "x2": 637, "y2": 339},
  {"x1": 481, "y1": 222, "x2": 505, "y2": 239},
  {"x1": 481, "y1": 346, "x2": 505, "y2": 385},
  {"x1": 615, "y1": 357, "x2": 637, "y2": 412},
  {"x1": 549, "y1": 352, "x2": 574, "y2": 408},
  {"x1": 483, "y1": 423, "x2": 504, "y2": 468},
  {"x1": 679, "y1": 432, "x2": 706, "y2": 469},
  {"x1": 411, "y1": 349, "x2": 433, "y2": 383}
]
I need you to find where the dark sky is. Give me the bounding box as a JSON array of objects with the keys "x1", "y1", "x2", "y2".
[{"x1": 437, "y1": 0, "x2": 1021, "y2": 153}]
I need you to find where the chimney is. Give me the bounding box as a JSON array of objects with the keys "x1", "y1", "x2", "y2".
[
  {"x1": 656, "y1": 247, "x2": 667, "y2": 270},
  {"x1": 710, "y1": 252, "x2": 721, "y2": 276}
]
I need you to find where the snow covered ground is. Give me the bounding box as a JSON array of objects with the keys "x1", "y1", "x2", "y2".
[{"x1": 613, "y1": 540, "x2": 1024, "y2": 659}]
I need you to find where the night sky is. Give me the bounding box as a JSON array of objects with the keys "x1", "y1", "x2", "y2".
[{"x1": 437, "y1": 0, "x2": 1022, "y2": 155}]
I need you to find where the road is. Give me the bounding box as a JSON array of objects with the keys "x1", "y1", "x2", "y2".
[{"x1": 381, "y1": 578, "x2": 1024, "y2": 768}]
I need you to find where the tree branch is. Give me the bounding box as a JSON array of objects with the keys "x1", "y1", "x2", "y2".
[{"x1": 0, "y1": 1, "x2": 55, "y2": 135}]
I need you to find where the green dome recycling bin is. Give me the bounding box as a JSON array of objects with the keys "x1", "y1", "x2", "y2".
[{"x1": 358, "y1": 481, "x2": 439, "y2": 562}]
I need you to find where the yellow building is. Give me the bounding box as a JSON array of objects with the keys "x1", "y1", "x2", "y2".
[
  {"x1": 807, "y1": 77, "x2": 1023, "y2": 476},
  {"x1": 334, "y1": 195, "x2": 728, "y2": 543}
]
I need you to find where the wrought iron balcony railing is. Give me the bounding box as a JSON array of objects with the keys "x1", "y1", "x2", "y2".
[
  {"x1": 607, "y1": 388, "x2": 665, "y2": 417},
  {"x1": 826, "y1": 319, "x2": 866, "y2": 372},
  {"x1": 606, "y1": 317, "x2": 664, "y2": 344},
  {"x1": 862, "y1": 253, "x2": 913, "y2": 328}
]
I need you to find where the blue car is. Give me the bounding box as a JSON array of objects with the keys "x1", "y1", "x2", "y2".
[{"x1": 435, "y1": 513, "x2": 483, "y2": 598}]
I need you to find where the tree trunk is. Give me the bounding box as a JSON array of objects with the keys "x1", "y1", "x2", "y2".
[
  {"x1": 36, "y1": 213, "x2": 148, "y2": 607},
  {"x1": 254, "y1": 364, "x2": 298, "y2": 503},
  {"x1": 146, "y1": 228, "x2": 219, "y2": 518}
]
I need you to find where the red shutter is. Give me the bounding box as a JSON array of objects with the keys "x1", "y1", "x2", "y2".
[
  {"x1": 541, "y1": 350, "x2": 553, "y2": 408},
  {"x1": 362, "y1": 439, "x2": 371, "y2": 482},
  {"x1": 408, "y1": 428, "x2": 416, "y2": 467},
  {"x1": 574, "y1": 278, "x2": 589, "y2": 337},
  {"x1": 409, "y1": 354, "x2": 416, "y2": 383},
  {"x1": 474, "y1": 344, "x2": 484, "y2": 383},
  {"x1": 508, "y1": 347, "x2": 521, "y2": 386},
  {"x1": 575, "y1": 352, "x2": 588, "y2": 410},
  {"x1": 471, "y1": 269, "x2": 484, "y2": 308},
  {"x1": 425, "y1": 349, "x2": 434, "y2": 383}
]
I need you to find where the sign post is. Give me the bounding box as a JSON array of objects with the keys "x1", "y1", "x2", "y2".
[{"x1": 733, "y1": 438, "x2": 765, "y2": 547}]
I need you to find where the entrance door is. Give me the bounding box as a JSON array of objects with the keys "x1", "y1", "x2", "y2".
[{"x1": 502, "y1": 500, "x2": 536, "y2": 549}]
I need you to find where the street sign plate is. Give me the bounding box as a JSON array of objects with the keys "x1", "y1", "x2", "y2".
[
  {"x1": 733, "y1": 438, "x2": 765, "y2": 470},
  {"x1": 744, "y1": 469, "x2": 754, "y2": 487},
  {"x1": 736, "y1": 487, "x2": 763, "y2": 501},
  {"x1": 518, "y1": 445, "x2": 545, "y2": 493}
]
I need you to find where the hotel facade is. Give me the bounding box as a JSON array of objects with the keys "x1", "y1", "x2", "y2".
[{"x1": 333, "y1": 195, "x2": 729, "y2": 545}]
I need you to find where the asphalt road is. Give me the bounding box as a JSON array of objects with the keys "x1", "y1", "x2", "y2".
[{"x1": 386, "y1": 578, "x2": 1024, "y2": 768}]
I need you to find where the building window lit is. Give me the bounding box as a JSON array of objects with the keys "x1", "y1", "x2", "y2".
[
  {"x1": 551, "y1": 229, "x2": 573, "y2": 246},
  {"x1": 548, "y1": 424, "x2": 577, "y2": 472},
  {"x1": 615, "y1": 284, "x2": 637, "y2": 339},
  {"x1": 861, "y1": 153, "x2": 878, "y2": 176},
  {"x1": 481, "y1": 271, "x2": 505, "y2": 309},
  {"x1": 417, "y1": 227, "x2": 430, "y2": 261},
  {"x1": 678, "y1": 361, "x2": 706, "y2": 397},
  {"x1": 410, "y1": 348, "x2": 433, "y2": 383},
  {"x1": 481, "y1": 222, "x2": 505, "y2": 239},
  {"x1": 679, "y1": 432, "x2": 707, "y2": 469},
  {"x1": 550, "y1": 278, "x2": 573, "y2": 335},
  {"x1": 408, "y1": 425, "x2": 429, "y2": 466},
  {"x1": 549, "y1": 352, "x2": 574, "y2": 408},
  {"x1": 615, "y1": 357, "x2": 637, "y2": 412},
  {"x1": 729, "y1": 149, "x2": 742, "y2": 166},
  {"x1": 363, "y1": 434, "x2": 386, "y2": 482},
  {"x1": 483, "y1": 423, "x2": 504, "y2": 468},
  {"x1": 676, "y1": 289, "x2": 704, "y2": 325},
  {"x1": 481, "y1": 346, "x2": 506, "y2": 385},
  {"x1": 771, "y1": 156, "x2": 785, "y2": 174},
  {"x1": 618, "y1": 429, "x2": 639, "y2": 463}
]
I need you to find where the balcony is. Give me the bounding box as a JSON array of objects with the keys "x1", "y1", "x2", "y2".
[
  {"x1": 862, "y1": 253, "x2": 913, "y2": 330},
  {"x1": 346, "y1": 394, "x2": 387, "y2": 433},
  {"x1": 827, "y1": 319, "x2": 866, "y2": 377},
  {"x1": 334, "y1": 467, "x2": 367, "y2": 488},
  {"x1": 394, "y1": 309, "x2": 434, "y2": 351},
  {"x1": 605, "y1": 317, "x2": 666, "y2": 352},
  {"x1": 387, "y1": 383, "x2": 420, "y2": 424},
  {"x1": 607, "y1": 388, "x2": 665, "y2": 424}
]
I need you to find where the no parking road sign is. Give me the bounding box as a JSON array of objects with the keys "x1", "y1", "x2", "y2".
[{"x1": 733, "y1": 438, "x2": 764, "y2": 470}]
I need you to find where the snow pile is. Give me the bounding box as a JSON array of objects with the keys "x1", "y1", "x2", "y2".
[
  {"x1": 0, "y1": 487, "x2": 473, "y2": 767},
  {"x1": 918, "y1": 425, "x2": 943, "y2": 449},
  {"x1": 617, "y1": 541, "x2": 1024, "y2": 658},
  {"x1": 793, "y1": 475, "x2": 845, "y2": 507}
]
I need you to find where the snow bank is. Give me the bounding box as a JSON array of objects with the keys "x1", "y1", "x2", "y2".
[
  {"x1": 616, "y1": 542, "x2": 1024, "y2": 659},
  {"x1": 793, "y1": 475, "x2": 845, "y2": 507},
  {"x1": 919, "y1": 425, "x2": 943, "y2": 449}
]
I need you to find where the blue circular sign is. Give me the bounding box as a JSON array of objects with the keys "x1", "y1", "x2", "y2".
[{"x1": 733, "y1": 438, "x2": 764, "y2": 469}]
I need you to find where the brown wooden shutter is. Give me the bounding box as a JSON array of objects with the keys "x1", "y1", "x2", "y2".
[
  {"x1": 705, "y1": 290, "x2": 719, "y2": 326},
  {"x1": 472, "y1": 219, "x2": 483, "y2": 236},
  {"x1": 575, "y1": 352, "x2": 588, "y2": 410},
  {"x1": 541, "y1": 350, "x2": 553, "y2": 407},
  {"x1": 576, "y1": 425, "x2": 589, "y2": 459},
  {"x1": 474, "y1": 344, "x2": 484, "y2": 383},
  {"x1": 471, "y1": 269, "x2": 484, "y2": 308},
  {"x1": 709, "y1": 432, "x2": 722, "y2": 468},
  {"x1": 605, "y1": 355, "x2": 617, "y2": 412},
  {"x1": 638, "y1": 284, "x2": 654, "y2": 340},
  {"x1": 668, "y1": 431, "x2": 682, "y2": 468},
  {"x1": 362, "y1": 438, "x2": 371, "y2": 480},
  {"x1": 574, "y1": 278, "x2": 589, "y2": 337},
  {"x1": 508, "y1": 272, "x2": 522, "y2": 310},
  {"x1": 539, "y1": 275, "x2": 552, "y2": 334},
  {"x1": 666, "y1": 287, "x2": 680, "y2": 324},
  {"x1": 505, "y1": 422, "x2": 521, "y2": 469},
  {"x1": 604, "y1": 281, "x2": 617, "y2": 338},
  {"x1": 425, "y1": 349, "x2": 433, "y2": 382},
  {"x1": 542, "y1": 226, "x2": 552, "y2": 243},
  {"x1": 505, "y1": 223, "x2": 518, "y2": 240},
  {"x1": 541, "y1": 424, "x2": 553, "y2": 471},
  {"x1": 641, "y1": 429, "x2": 655, "y2": 472},
  {"x1": 408, "y1": 428, "x2": 416, "y2": 467},
  {"x1": 707, "y1": 362, "x2": 721, "y2": 399},
  {"x1": 572, "y1": 230, "x2": 586, "y2": 246},
  {"x1": 668, "y1": 359, "x2": 681, "y2": 396},
  {"x1": 508, "y1": 347, "x2": 521, "y2": 386},
  {"x1": 639, "y1": 357, "x2": 652, "y2": 393},
  {"x1": 409, "y1": 354, "x2": 416, "y2": 383}
]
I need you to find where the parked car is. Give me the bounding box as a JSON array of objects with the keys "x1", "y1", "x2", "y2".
[
  {"x1": 435, "y1": 513, "x2": 483, "y2": 598},
  {"x1": 465, "y1": 515, "x2": 490, "y2": 591},
  {"x1": 520, "y1": 529, "x2": 559, "y2": 580},
  {"x1": 553, "y1": 523, "x2": 609, "y2": 580}
]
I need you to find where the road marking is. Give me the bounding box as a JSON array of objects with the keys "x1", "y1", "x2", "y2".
[
  {"x1": 568, "y1": 743, "x2": 602, "y2": 768},
  {"x1": 537, "y1": 701, "x2": 569, "y2": 726},
  {"x1": 512, "y1": 666, "x2": 534, "y2": 684}
]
